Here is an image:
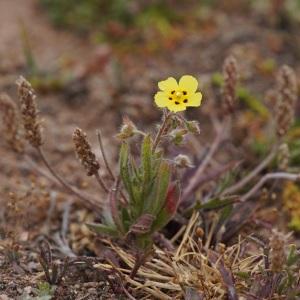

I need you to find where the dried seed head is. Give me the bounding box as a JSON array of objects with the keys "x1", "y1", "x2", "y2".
[
  {"x1": 16, "y1": 76, "x2": 42, "y2": 147},
  {"x1": 116, "y1": 116, "x2": 137, "y2": 139},
  {"x1": 269, "y1": 230, "x2": 286, "y2": 273},
  {"x1": 174, "y1": 154, "x2": 194, "y2": 168},
  {"x1": 275, "y1": 65, "x2": 298, "y2": 138},
  {"x1": 222, "y1": 55, "x2": 238, "y2": 115},
  {"x1": 0, "y1": 93, "x2": 24, "y2": 152},
  {"x1": 277, "y1": 143, "x2": 290, "y2": 171},
  {"x1": 73, "y1": 128, "x2": 100, "y2": 176}
]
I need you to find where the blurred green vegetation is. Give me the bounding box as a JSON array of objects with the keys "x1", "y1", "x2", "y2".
[
  {"x1": 40, "y1": 0, "x2": 132, "y2": 31},
  {"x1": 39, "y1": 0, "x2": 180, "y2": 34}
]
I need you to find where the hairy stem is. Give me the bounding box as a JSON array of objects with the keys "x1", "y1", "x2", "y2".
[{"x1": 152, "y1": 110, "x2": 171, "y2": 153}]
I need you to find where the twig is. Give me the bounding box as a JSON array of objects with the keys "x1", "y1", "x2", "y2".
[
  {"x1": 61, "y1": 200, "x2": 72, "y2": 241},
  {"x1": 152, "y1": 110, "x2": 171, "y2": 153},
  {"x1": 181, "y1": 119, "x2": 227, "y2": 204},
  {"x1": 97, "y1": 130, "x2": 115, "y2": 180},
  {"x1": 95, "y1": 171, "x2": 110, "y2": 193},
  {"x1": 130, "y1": 250, "x2": 151, "y2": 279},
  {"x1": 181, "y1": 160, "x2": 241, "y2": 210},
  {"x1": 223, "y1": 144, "x2": 279, "y2": 196},
  {"x1": 52, "y1": 232, "x2": 76, "y2": 257},
  {"x1": 153, "y1": 232, "x2": 175, "y2": 251},
  {"x1": 97, "y1": 130, "x2": 128, "y2": 204},
  {"x1": 42, "y1": 191, "x2": 57, "y2": 234},
  {"x1": 25, "y1": 154, "x2": 62, "y2": 184},
  {"x1": 36, "y1": 147, "x2": 102, "y2": 211},
  {"x1": 241, "y1": 172, "x2": 300, "y2": 202}
]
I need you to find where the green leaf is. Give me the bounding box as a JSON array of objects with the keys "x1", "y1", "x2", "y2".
[
  {"x1": 287, "y1": 244, "x2": 300, "y2": 266},
  {"x1": 217, "y1": 204, "x2": 233, "y2": 226},
  {"x1": 237, "y1": 86, "x2": 269, "y2": 119},
  {"x1": 86, "y1": 223, "x2": 119, "y2": 237},
  {"x1": 196, "y1": 197, "x2": 238, "y2": 211},
  {"x1": 119, "y1": 142, "x2": 135, "y2": 204},
  {"x1": 141, "y1": 134, "x2": 152, "y2": 185},
  {"x1": 151, "y1": 161, "x2": 170, "y2": 214}
]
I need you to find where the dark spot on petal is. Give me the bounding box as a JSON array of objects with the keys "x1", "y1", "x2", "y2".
[
  {"x1": 175, "y1": 101, "x2": 180, "y2": 105},
  {"x1": 169, "y1": 97, "x2": 172, "y2": 100},
  {"x1": 171, "y1": 90, "x2": 175, "y2": 94},
  {"x1": 183, "y1": 91, "x2": 187, "y2": 95},
  {"x1": 183, "y1": 99, "x2": 188, "y2": 103}
]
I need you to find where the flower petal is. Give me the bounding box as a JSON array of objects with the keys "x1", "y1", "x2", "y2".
[
  {"x1": 187, "y1": 92, "x2": 202, "y2": 107},
  {"x1": 154, "y1": 91, "x2": 168, "y2": 108},
  {"x1": 158, "y1": 77, "x2": 178, "y2": 92},
  {"x1": 179, "y1": 75, "x2": 198, "y2": 94},
  {"x1": 167, "y1": 102, "x2": 186, "y2": 113}
]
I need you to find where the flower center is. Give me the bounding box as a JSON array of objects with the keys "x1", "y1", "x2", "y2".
[
  {"x1": 169, "y1": 90, "x2": 188, "y2": 105},
  {"x1": 175, "y1": 91, "x2": 183, "y2": 99}
]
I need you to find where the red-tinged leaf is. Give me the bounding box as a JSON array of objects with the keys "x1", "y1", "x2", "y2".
[
  {"x1": 129, "y1": 213, "x2": 155, "y2": 235},
  {"x1": 151, "y1": 182, "x2": 181, "y2": 232},
  {"x1": 165, "y1": 182, "x2": 181, "y2": 215}
]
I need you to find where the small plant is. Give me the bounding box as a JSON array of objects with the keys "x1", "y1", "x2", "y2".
[
  {"x1": 39, "y1": 241, "x2": 69, "y2": 285},
  {"x1": 87, "y1": 75, "x2": 203, "y2": 276}
]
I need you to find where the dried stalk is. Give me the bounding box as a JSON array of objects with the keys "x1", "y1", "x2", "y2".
[
  {"x1": 223, "y1": 144, "x2": 279, "y2": 196},
  {"x1": 181, "y1": 119, "x2": 227, "y2": 206},
  {"x1": 241, "y1": 172, "x2": 300, "y2": 202},
  {"x1": 97, "y1": 130, "x2": 115, "y2": 180},
  {"x1": 37, "y1": 147, "x2": 102, "y2": 211}
]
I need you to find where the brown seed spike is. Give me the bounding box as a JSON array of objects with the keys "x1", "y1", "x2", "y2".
[
  {"x1": 275, "y1": 65, "x2": 298, "y2": 138},
  {"x1": 222, "y1": 55, "x2": 238, "y2": 115},
  {"x1": 16, "y1": 76, "x2": 42, "y2": 148},
  {"x1": 73, "y1": 128, "x2": 100, "y2": 176},
  {"x1": 0, "y1": 93, "x2": 24, "y2": 152}
]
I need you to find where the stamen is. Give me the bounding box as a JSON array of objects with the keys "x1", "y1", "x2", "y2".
[
  {"x1": 175, "y1": 101, "x2": 180, "y2": 105},
  {"x1": 183, "y1": 99, "x2": 188, "y2": 103},
  {"x1": 183, "y1": 91, "x2": 187, "y2": 95},
  {"x1": 169, "y1": 97, "x2": 172, "y2": 100},
  {"x1": 175, "y1": 91, "x2": 182, "y2": 98},
  {"x1": 171, "y1": 90, "x2": 175, "y2": 94}
]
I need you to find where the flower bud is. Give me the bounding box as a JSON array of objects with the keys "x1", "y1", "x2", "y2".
[
  {"x1": 116, "y1": 116, "x2": 137, "y2": 139},
  {"x1": 185, "y1": 120, "x2": 200, "y2": 135},
  {"x1": 169, "y1": 129, "x2": 188, "y2": 145},
  {"x1": 174, "y1": 154, "x2": 194, "y2": 168}
]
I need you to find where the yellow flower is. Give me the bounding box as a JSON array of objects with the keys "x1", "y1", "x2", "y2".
[{"x1": 154, "y1": 75, "x2": 202, "y2": 113}]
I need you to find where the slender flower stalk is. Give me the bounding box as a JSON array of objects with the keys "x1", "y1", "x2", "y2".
[
  {"x1": 152, "y1": 111, "x2": 172, "y2": 152},
  {"x1": 37, "y1": 147, "x2": 102, "y2": 211}
]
